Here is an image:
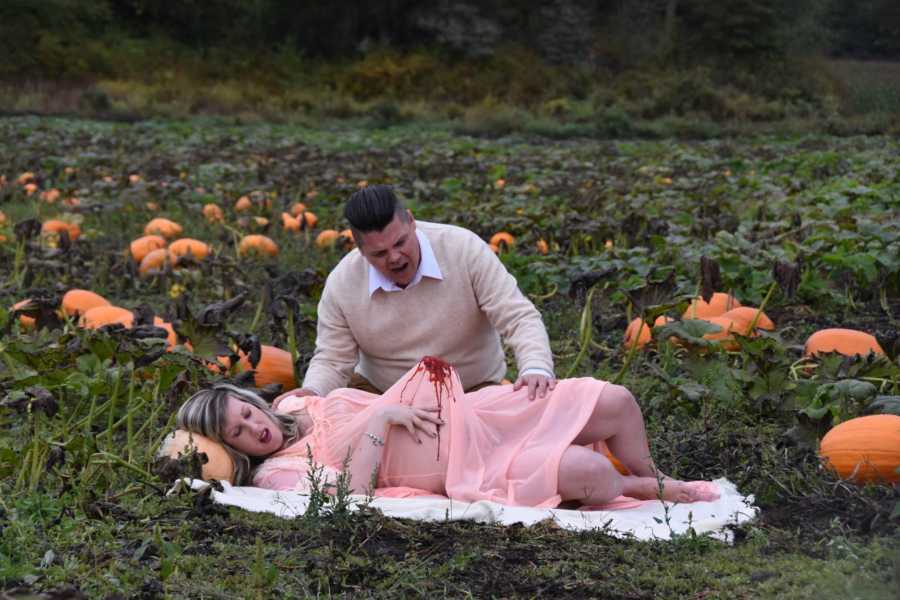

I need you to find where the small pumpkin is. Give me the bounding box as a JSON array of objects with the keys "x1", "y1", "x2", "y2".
[
  {"x1": 238, "y1": 235, "x2": 279, "y2": 258},
  {"x1": 594, "y1": 440, "x2": 629, "y2": 476},
  {"x1": 11, "y1": 299, "x2": 36, "y2": 329},
  {"x1": 490, "y1": 232, "x2": 515, "y2": 250},
  {"x1": 61, "y1": 289, "x2": 111, "y2": 319},
  {"x1": 139, "y1": 248, "x2": 170, "y2": 277},
  {"x1": 721, "y1": 306, "x2": 775, "y2": 334},
  {"x1": 315, "y1": 229, "x2": 340, "y2": 249},
  {"x1": 130, "y1": 235, "x2": 167, "y2": 263},
  {"x1": 281, "y1": 212, "x2": 301, "y2": 232},
  {"x1": 24, "y1": 183, "x2": 38, "y2": 196},
  {"x1": 144, "y1": 218, "x2": 183, "y2": 239},
  {"x1": 40, "y1": 188, "x2": 61, "y2": 203},
  {"x1": 535, "y1": 239, "x2": 549, "y2": 255},
  {"x1": 161, "y1": 430, "x2": 235, "y2": 483},
  {"x1": 0, "y1": 210, "x2": 6, "y2": 225},
  {"x1": 819, "y1": 414, "x2": 900, "y2": 484},
  {"x1": 290, "y1": 202, "x2": 307, "y2": 217},
  {"x1": 682, "y1": 292, "x2": 741, "y2": 319},
  {"x1": 80, "y1": 306, "x2": 134, "y2": 329},
  {"x1": 17, "y1": 171, "x2": 35, "y2": 185},
  {"x1": 804, "y1": 328, "x2": 884, "y2": 358},
  {"x1": 301, "y1": 211, "x2": 318, "y2": 229},
  {"x1": 168, "y1": 238, "x2": 210, "y2": 264},
  {"x1": 203, "y1": 203, "x2": 224, "y2": 223},
  {"x1": 623, "y1": 316, "x2": 673, "y2": 350},
  {"x1": 41, "y1": 219, "x2": 81, "y2": 241},
  {"x1": 153, "y1": 317, "x2": 179, "y2": 348},
  {"x1": 234, "y1": 196, "x2": 253, "y2": 212}
]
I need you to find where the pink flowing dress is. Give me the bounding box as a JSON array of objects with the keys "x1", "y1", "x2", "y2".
[{"x1": 253, "y1": 358, "x2": 610, "y2": 508}]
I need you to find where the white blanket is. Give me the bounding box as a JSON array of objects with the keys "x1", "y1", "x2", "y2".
[{"x1": 175, "y1": 477, "x2": 757, "y2": 542}]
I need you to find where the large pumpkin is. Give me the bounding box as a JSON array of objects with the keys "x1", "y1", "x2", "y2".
[
  {"x1": 238, "y1": 235, "x2": 279, "y2": 258},
  {"x1": 61, "y1": 289, "x2": 111, "y2": 318},
  {"x1": 819, "y1": 415, "x2": 900, "y2": 484},
  {"x1": 804, "y1": 328, "x2": 884, "y2": 358},
  {"x1": 80, "y1": 306, "x2": 134, "y2": 329},
  {"x1": 161, "y1": 430, "x2": 235, "y2": 483},
  {"x1": 721, "y1": 306, "x2": 775, "y2": 334},
  {"x1": 682, "y1": 292, "x2": 741, "y2": 319},
  {"x1": 213, "y1": 345, "x2": 296, "y2": 391},
  {"x1": 130, "y1": 235, "x2": 167, "y2": 263},
  {"x1": 168, "y1": 238, "x2": 210, "y2": 263},
  {"x1": 623, "y1": 316, "x2": 673, "y2": 350},
  {"x1": 144, "y1": 218, "x2": 183, "y2": 239}
]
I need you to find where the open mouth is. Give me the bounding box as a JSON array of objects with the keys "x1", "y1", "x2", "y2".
[
  {"x1": 260, "y1": 428, "x2": 270, "y2": 443},
  {"x1": 390, "y1": 263, "x2": 407, "y2": 273}
]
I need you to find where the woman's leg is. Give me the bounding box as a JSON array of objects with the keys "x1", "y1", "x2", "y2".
[
  {"x1": 571, "y1": 384, "x2": 660, "y2": 478},
  {"x1": 557, "y1": 446, "x2": 708, "y2": 504}
]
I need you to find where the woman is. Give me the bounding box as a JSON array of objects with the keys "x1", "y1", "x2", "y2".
[{"x1": 177, "y1": 357, "x2": 719, "y2": 507}]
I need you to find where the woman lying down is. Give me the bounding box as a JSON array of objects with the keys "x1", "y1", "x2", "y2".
[{"x1": 174, "y1": 357, "x2": 719, "y2": 508}]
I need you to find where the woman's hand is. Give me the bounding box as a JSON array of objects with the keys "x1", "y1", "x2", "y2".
[{"x1": 375, "y1": 405, "x2": 443, "y2": 444}]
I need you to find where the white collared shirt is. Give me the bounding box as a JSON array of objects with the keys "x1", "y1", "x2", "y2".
[{"x1": 367, "y1": 229, "x2": 444, "y2": 295}]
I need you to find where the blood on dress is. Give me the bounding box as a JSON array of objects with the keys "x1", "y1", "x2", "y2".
[{"x1": 401, "y1": 356, "x2": 456, "y2": 460}]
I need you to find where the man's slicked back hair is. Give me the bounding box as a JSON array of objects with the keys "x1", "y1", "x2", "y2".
[{"x1": 344, "y1": 185, "x2": 409, "y2": 244}]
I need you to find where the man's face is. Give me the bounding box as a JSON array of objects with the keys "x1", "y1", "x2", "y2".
[{"x1": 358, "y1": 212, "x2": 421, "y2": 287}]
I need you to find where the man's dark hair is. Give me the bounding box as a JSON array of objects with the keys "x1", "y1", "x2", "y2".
[{"x1": 344, "y1": 185, "x2": 410, "y2": 246}]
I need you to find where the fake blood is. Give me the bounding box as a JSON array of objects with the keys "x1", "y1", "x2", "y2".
[{"x1": 402, "y1": 356, "x2": 455, "y2": 460}]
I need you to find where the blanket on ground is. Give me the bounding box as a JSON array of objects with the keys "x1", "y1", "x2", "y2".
[{"x1": 173, "y1": 477, "x2": 757, "y2": 542}]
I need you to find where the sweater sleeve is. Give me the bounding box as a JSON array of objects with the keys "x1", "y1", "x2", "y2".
[
  {"x1": 466, "y1": 234, "x2": 555, "y2": 376},
  {"x1": 301, "y1": 274, "x2": 359, "y2": 396}
]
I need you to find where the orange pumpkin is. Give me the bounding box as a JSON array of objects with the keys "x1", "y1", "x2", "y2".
[
  {"x1": 203, "y1": 203, "x2": 224, "y2": 223},
  {"x1": 721, "y1": 306, "x2": 775, "y2": 334},
  {"x1": 40, "y1": 188, "x2": 61, "y2": 203},
  {"x1": 11, "y1": 299, "x2": 36, "y2": 329},
  {"x1": 315, "y1": 229, "x2": 340, "y2": 249},
  {"x1": 699, "y1": 316, "x2": 741, "y2": 350},
  {"x1": 161, "y1": 430, "x2": 235, "y2": 483},
  {"x1": 290, "y1": 202, "x2": 307, "y2": 217},
  {"x1": 130, "y1": 235, "x2": 167, "y2": 263},
  {"x1": 17, "y1": 171, "x2": 35, "y2": 185},
  {"x1": 153, "y1": 317, "x2": 179, "y2": 348},
  {"x1": 281, "y1": 212, "x2": 301, "y2": 232},
  {"x1": 61, "y1": 289, "x2": 111, "y2": 318},
  {"x1": 302, "y1": 211, "x2": 318, "y2": 229},
  {"x1": 234, "y1": 196, "x2": 253, "y2": 212},
  {"x1": 819, "y1": 415, "x2": 900, "y2": 484},
  {"x1": 623, "y1": 316, "x2": 673, "y2": 350},
  {"x1": 139, "y1": 248, "x2": 169, "y2": 277},
  {"x1": 682, "y1": 292, "x2": 741, "y2": 319},
  {"x1": 238, "y1": 235, "x2": 279, "y2": 258},
  {"x1": 144, "y1": 218, "x2": 183, "y2": 239},
  {"x1": 536, "y1": 239, "x2": 549, "y2": 255},
  {"x1": 80, "y1": 306, "x2": 134, "y2": 329},
  {"x1": 595, "y1": 440, "x2": 629, "y2": 476},
  {"x1": 490, "y1": 232, "x2": 515, "y2": 250},
  {"x1": 804, "y1": 328, "x2": 884, "y2": 358},
  {"x1": 0, "y1": 210, "x2": 6, "y2": 225},
  {"x1": 211, "y1": 345, "x2": 297, "y2": 390},
  {"x1": 41, "y1": 220, "x2": 81, "y2": 241},
  {"x1": 168, "y1": 238, "x2": 210, "y2": 263},
  {"x1": 24, "y1": 183, "x2": 38, "y2": 196}
]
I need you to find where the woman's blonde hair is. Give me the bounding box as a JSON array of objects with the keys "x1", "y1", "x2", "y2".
[{"x1": 176, "y1": 384, "x2": 300, "y2": 485}]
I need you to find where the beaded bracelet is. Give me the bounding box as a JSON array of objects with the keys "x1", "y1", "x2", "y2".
[{"x1": 365, "y1": 432, "x2": 385, "y2": 447}]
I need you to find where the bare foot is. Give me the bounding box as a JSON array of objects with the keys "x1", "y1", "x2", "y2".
[{"x1": 623, "y1": 477, "x2": 720, "y2": 503}]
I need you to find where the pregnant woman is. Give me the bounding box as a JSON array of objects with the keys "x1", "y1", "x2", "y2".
[{"x1": 177, "y1": 357, "x2": 718, "y2": 507}]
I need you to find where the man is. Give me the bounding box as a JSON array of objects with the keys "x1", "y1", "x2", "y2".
[{"x1": 276, "y1": 184, "x2": 555, "y2": 406}]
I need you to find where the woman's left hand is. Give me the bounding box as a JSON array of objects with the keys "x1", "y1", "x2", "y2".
[{"x1": 375, "y1": 405, "x2": 444, "y2": 444}]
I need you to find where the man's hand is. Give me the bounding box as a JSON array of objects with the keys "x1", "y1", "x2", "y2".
[
  {"x1": 271, "y1": 388, "x2": 317, "y2": 411},
  {"x1": 513, "y1": 374, "x2": 557, "y2": 401}
]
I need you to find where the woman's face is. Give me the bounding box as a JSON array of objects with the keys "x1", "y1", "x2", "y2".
[{"x1": 222, "y1": 397, "x2": 284, "y2": 457}]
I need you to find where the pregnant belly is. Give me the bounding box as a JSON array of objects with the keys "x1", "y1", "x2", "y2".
[{"x1": 379, "y1": 396, "x2": 450, "y2": 494}]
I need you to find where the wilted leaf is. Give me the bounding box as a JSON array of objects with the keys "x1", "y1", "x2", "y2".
[
  {"x1": 699, "y1": 256, "x2": 721, "y2": 303},
  {"x1": 772, "y1": 260, "x2": 800, "y2": 299}
]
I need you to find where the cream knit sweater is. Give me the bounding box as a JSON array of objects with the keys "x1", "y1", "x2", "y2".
[{"x1": 302, "y1": 221, "x2": 554, "y2": 394}]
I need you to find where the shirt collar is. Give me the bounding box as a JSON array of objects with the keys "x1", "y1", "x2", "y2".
[{"x1": 368, "y1": 229, "x2": 443, "y2": 295}]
